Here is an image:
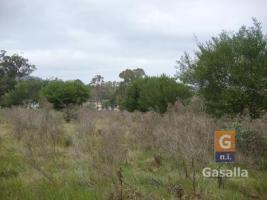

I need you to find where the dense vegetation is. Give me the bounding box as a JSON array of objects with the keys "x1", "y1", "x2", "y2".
[
  {"x1": 1, "y1": 79, "x2": 45, "y2": 107},
  {"x1": 177, "y1": 19, "x2": 267, "y2": 118},
  {"x1": 123, "y1": 75, "x2": 192, "y2": 113},
  {"x1": 41, "y1": 80, "x2": 90, "y2": 109}
]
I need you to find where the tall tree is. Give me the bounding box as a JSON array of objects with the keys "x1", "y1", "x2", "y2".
[
  {"x1": 119, "y1": 68, "x2": 146, "y2": 83},
  {"x1": 115, "y1": 68, "x2": 146, "y2": 106},
  {"x1": 89, "y1": 75, "x2": 118, "y2": 107},
  {"x1": 0, "y1": 50, "x2": 36, "y2": 98},
  {"x1": 177, "y1": 19, "x2": 267, "y2": 118},
  {"x1": 89, "y1": 75, "x2": 105, "y2": 102},
  {"x1": 90, "y1": 75, "x2": 104, "y2": 86}
]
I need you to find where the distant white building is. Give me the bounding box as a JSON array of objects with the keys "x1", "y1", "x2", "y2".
[
  {"x1": 84, "y1": 101, "x2": 120, "y2": 111},
  {"x1": 95, "y1": 101, "x2": 102, "y2": 111}
]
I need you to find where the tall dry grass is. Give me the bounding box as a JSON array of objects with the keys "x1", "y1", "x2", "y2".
[
  {"x1": 4, "y1": 107, "x2": 64, "y2": 182},
  {"x1": 72, "y1": 102, "x2": 266, "y2": 197},
  {"x1": 2, "y1": 101, "x2": 266, "y2": 198}
]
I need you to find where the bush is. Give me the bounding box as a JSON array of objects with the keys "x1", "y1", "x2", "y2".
[
  {"x1": 122, "y1": 75, "x2": 192, "y2": 113},
  {"x1": 0, "y1": 79, "x2": 44, "y2": 107},
  {"x1": 41, "y1": 79, "x2": 90, "y2": 109},
  {"x1": 232, "y1": 122, "x2": 267, "y2": 168}
]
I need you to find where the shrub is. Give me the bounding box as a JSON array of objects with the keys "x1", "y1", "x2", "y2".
[
  {"x1": 122, "y1": 75, "x2": 192, "y2": 113},
  {"x1": 41, "y1": 79, "x2": 90, "y2": 110},
  {"x1": 0, "y1": 79, "x2": 44, "y2": 107},
  {"x1": 232, "y1": 122, "x2": 267, "y2": 168}
]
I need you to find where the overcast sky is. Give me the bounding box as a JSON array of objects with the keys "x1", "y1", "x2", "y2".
[{"x1": 1, "y1": 0, "x2": 266, "y2": 83}]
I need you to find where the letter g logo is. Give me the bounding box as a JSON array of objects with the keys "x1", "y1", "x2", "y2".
[
  {"x1": 219, "y1": 135, "x2": 231, "y2": 149},
  {"x1": 215, "y1": 130, "x2": 236, "y2": 152}
]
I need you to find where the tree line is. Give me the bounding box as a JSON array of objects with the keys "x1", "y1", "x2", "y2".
[{"x1": 0, "y1": 19, "x2": 266, "y2": 118}]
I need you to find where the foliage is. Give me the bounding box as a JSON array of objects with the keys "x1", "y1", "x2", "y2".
[
  {"x1": 101, "y1": 99, "x2": 113, "y2": 109},
  {"x1": 0, "y1": 79, "x2": 44, "y2": 107},
  {"x1": 177, "y1": 19, "x2": 267, "y2": 118},
  {"x1": 41, "y1": 79, "x2": 90, "y2": 109},
  {"x1": 113, "y1": 68, "x2": 146, "y2": 106},
  {"x1": 89, "y1": 75, "x2": 118, "y2": 106},
  {"x1": 231, "y1": 122, "x2": 267, "y2": 168},
  {"x1": 0, "y1": 50, "x2": 36, "y2": 98},
  {"x1": 122, "y1": 75, "x2": 192, "y2": 113},
  {"x1": 90, "y1": 74, "x2": 104, "y2": 87},
  {"x1": 119, "y1": 68, "x2": 146, "y2": 83}
]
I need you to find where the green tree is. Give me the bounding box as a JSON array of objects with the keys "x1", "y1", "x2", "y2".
[
  {"x1": 0, "y1": 50, "x2": 36, "y2": 98},
  {"x1": 123, "y1": 75, "x2": 192, "y2": 113},
  {"x1": 177, "y1": 19, "x2": 267, "y2": 118},
  {"x1": 1, "y1": 79, "x2": 44, "y2": 107},
  {"x1": 41, "y1": 79, "x2": 90, "y2": 109},
  {"x1": 119, "y1": 68, "x2": 146, "y2": 83},
  {"x1": 114, "y1": 68, "x2": 146, "y2": 106}
]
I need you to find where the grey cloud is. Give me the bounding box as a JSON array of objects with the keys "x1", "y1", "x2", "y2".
[{"x1": 0, "y1": 0, "x2": 266, "y2": 82}]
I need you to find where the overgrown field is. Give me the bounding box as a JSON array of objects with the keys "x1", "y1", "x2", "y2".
[{"x1": 0, "y1": 103, "x2": 266, "y2": 200}]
